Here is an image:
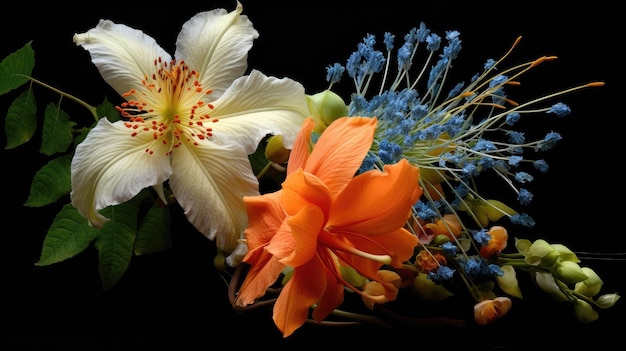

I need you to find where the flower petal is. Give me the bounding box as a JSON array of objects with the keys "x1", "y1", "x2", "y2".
[
  {"x1": 168, "y1": 139, "x2": 258, "y2": 255},
  {"x1": 175, "y1": 1, "x2": 258, "y2": 99},
  {"x1": 286, "y1": 117, "x2": 314, "y2": 175},
  {"x1": 73, "y1": 20, "x2": 171, "y2": 98},
  {"x1": 278, "y1": 203, "x2": 325, "y2": 268},
  {"x1": 329, "y1": 158, "x2": 421, "y2": 235},
  {"x1": 70, "y1": 118, "x2": 172, "y2": 227},
  {"x1": 243, "y1": 192, "x2": 285, "y2": 251},
  {"x1": 274, "y1": 258, "x2": 326, "y2": 337},
  {"x1": 209, "y1": 70, "x2": 309, "y2": 154},
  {"x1": 305, "y1": 117, "x2": 376, "y2": 198}
]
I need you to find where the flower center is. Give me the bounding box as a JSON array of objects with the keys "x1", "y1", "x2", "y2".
[{"x1": 115, "y1": 57, "x2": 217, "y2": 155}]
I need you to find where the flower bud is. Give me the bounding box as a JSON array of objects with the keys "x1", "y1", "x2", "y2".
[
  {"x1": 411, "y1": 272, "x2": 454, "y2": 302},
  {"x1": 596, "y1": 293, "x2": 620, "y2": 309},
  {"x1": 556, "y1": 260, "x2": 588, "y2": 284},
  {"x1": 573, "y1": 299, "x2": 599, "y2": 323},
  {"x1": 306, "y1": 90, "x2": 347, "y2": 133},
  {"x1": 551, "y1": 243, "x2": 580, "y2": 263},
  {"x1": 495, "y1": 265, "x2": 523, "y2": 299},
  {"x1": 339, "y1": 265, "x2": 367, "y2": 289},
  {"x1": 264, "y1": 134, "x2": 291, "y2": 164},
  {"x1": 533, "y1": 271, "x2": 568, "y2": 301},
  {"x1": 574, "y1": 267, "x2": 603, "y2": 297}
]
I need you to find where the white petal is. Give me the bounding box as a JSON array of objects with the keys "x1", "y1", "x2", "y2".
[
  {"x1": 73, "y1": 19, "x2": 171, "y2": 98},
  {"x1": 210, "y1": 70, "x2": 309, "y2": 154},
  {"x1": 70, "y1": 118, "x2": 172, "y2": 227},
  {"x1": 174, "y1": 1, "x2": 258, "y2": 99},
  {"x1": 169, "y1": 140, "x2": 259, "y2": 254}
]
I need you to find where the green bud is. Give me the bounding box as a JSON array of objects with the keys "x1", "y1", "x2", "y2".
[
  {"x1": 573, "y1": 299, "x2": 599, "y2": 323},
  {"x1": 496, "y1": 265, "x2": 523, "y2": 299},
  {"x1": 551, "y1": 243, "x2": 580, "y2": 263},
  {"x1": 556, "y1": 260, "x2": 588, "y2": 284},
  {"x1": 574, "y1": 267, "x2": 603, "y2": 297},
  {"x1": 306, "y1": 90, "x2": 347, "y2": 132},
  {"x1": 213, "y1": 250, "x2": 226, "y2": 272},
  {"x1": 432, "y1": 234, "x2": 450, "y2": 246},
  {"x1": 339, "y1": 265, "x2": 367, "y2": 289},
  {"x1": 596, "y1": 293, "x2": 620, "y2": 309},
  {"x1": 533, "y1": 271, "x2": 568, "y2": 301},
  {"x1": 412, "y1": 272, "x2": 454, "y2": 302}
]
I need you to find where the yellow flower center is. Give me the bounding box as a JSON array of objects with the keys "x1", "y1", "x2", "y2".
[{"x1": 115, "y1": 57, "x2": 217, "y2": 155}]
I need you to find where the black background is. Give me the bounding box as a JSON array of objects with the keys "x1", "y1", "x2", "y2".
[{"x1": 1, "y1": 1, "x2": 623, "y2": 349}]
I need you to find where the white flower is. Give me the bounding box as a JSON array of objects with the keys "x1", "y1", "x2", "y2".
[{"x1": 70, "y1": 1, "x2": 309, "y2": 265}]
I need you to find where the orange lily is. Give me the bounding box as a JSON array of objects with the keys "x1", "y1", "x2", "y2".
[{"x1": 235, "y1": 116, "x2": 421, "y2": 337}]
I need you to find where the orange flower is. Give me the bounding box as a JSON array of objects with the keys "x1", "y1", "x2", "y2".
[
  {"x1": 414, "y1": 249, "x2": 447, "y2": 273},
  {"x1": 474, "y1": 297, "x2": 512, "y2": 325},
  {"x1": 235, "y1": 116, "x2": 421, "y2": 337},
  {"x1": 479, "y1": 225, "x2": 508, "y2": 258}
]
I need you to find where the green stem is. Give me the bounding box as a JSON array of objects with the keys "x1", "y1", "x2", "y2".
[{"x1": 28, "y1": 76, "x2": 99, "y2": 122}]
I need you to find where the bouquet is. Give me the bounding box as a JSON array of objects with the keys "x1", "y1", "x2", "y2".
[{"x1": 2, "y1": 0, "x2": 621, "y2": 345}]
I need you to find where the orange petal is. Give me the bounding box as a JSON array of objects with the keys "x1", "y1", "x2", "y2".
[
  {"x1": 279, "y1": 203, "x2": 325, "y2": 267},
  {"x1": 305, "y1": 117, "x2": 377, "y2": 198},
  {"x1": 273, "y1": 258, "x2": 326, "y2": 337},
  {"x1": 281, "y1": 169, "x2": 332, "y2": 217},
  {"x1": 286, "y1": 117, "x2": 314, "y2": 176},
  {"x1": 243, "y1": 192, "x2": 285, "y2": 251},
  {"x1": 329, "y1": 158, "x2": 421, "y2": 235}
]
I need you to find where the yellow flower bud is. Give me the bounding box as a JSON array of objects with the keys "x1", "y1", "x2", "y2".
[
  {"x1": 264, "y1": 134, "x2": 291, "y2": 164},
  {"x1": 596, "y1": 293, "x2": 620, "y2": 309},
  {"x1": 551, "y1": 243, "x2": 580, "y2": 263},
  {"x1": 573, "y1": 299, "x2": 599, "y2": 323},
  {"x1": 533, "y1": 271, "x2": 568, "y2": 301},
  {"x1": 556, "y1": 260, "x2": 588, "y2": 284},
  {"x1": 496, "y1": 265, "x2": 523, "y2": 299},
  {"x1": 306, "y1": 90, "x2": 347, "y2": 133},
  {"x1": 574, "y1": 267, "x2": 603, "y2": 297}
]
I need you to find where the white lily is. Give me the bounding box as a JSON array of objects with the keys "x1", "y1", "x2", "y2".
[{"x1": 70, "y1": 2, "x2": 309, "y2": 265}]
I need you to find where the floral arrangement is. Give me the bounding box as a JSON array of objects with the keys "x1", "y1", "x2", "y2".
[{"x1": 1, "y1": 1, "x2": 620, "y2": 338}]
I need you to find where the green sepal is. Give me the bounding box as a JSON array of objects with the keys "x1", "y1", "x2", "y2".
[
  {"x1": 4, "y1": 89, "x2": 36, "y2": 149},
  {"x1": 24, "y1": 153, "x2": 71, "y2": 207},
  {"x1": 0, "y1": 41, "x2": 35, "y2": 96},
  {"x1": 41, "y1": 103, "x2": 76, "y2": 156},
  {"x1": 35, "y1": 203, "x2": 98, "y2": 266}
]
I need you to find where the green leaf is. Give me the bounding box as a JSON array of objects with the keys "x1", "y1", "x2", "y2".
[
  {"x1": 0, "y1": 41, "x2": 35, "y2": 96},
  {"x1": 40, "y1": 103, "x2": 76, "y2": 156},
  {"x1": 24, "y1": 154, "x2": 72, "y2": 207},
  {"x1": 96, "y1": 200, "x2": 141, "y2": 292},
  {"x1": 36, "y1": 203, "x2": 98, "y2": 266},
  {"x1": 4, "y1": 89, "x2": 37, "y2": 149},
  {"x1": 134, "y1": 200, "x2": 172, "y2": 255},
  {"x1": 96, "y1": 97, "x2": 120, "y2": 122}
]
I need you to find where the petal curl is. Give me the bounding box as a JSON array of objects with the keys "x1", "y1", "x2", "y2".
[
  {"x1": 73, "y1": 20, "x2": 171, "y2": 98},
  {"x1": 175, "y1": 1, "x2": 258, "y2": 99},
  {"x1": 70, "y1": 118, "x2": 172, "y2": 228},
  {"x1": 209, "y1": 70, "x2": 309, "y2": 154},
  {"x1": 168, "y1": 140, "x2": 258, "y2": 254}
]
